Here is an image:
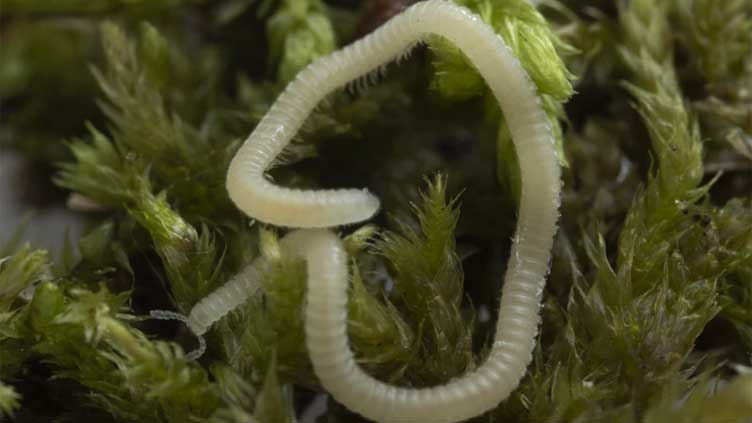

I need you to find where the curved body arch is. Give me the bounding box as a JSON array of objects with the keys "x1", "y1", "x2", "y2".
[{"x1": 216, "y1": 1, "x2": 562, "y2": 421}]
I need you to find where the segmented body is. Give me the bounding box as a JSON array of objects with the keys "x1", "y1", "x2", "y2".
[
  {"x1": 186, "y1": 261, "x2": 263, "y2": 336},
  {"x1": 199, "y1": 1, "x2": 561, "y2": 421}
]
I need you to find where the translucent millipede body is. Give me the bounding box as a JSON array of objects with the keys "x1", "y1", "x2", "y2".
[
  {"x1": 186, "y1": 261, "x2": 263, "y2": 336},
  {"x1": 200, "y1": 0, "x2": 562, "y2": 421}
]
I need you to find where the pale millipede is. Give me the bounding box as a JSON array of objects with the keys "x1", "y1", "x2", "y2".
[
  {"x1": 199, "y1": 0, "x2": 561, "y2": 421},
  {"x1": 185, "y1": 260, "x2": 263, "y2": 336},
  {"x1": 148, "y1": 253, "x2": 264, "y2": 360}
]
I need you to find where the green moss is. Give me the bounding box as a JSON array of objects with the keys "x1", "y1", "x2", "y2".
[
  {"x1": 0, "y1": 381, "x2": 20, "y2": 418},
  {"x1": 0, "y1": 247, "x2": 51, "y2": 312},
  {"x1": 377, "y1": 175, "x2": 473, "y2": 383},
  {"x1": 267, "y1": 0, "x2": 337, "y2": 83},
  {"x1": 1, "y1": 0, "x2": 751, "y2": 421}
]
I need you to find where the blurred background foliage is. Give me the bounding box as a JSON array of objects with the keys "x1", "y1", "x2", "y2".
[{"x1": 0, "y1": 0, "x2": 751, "y2": 422}]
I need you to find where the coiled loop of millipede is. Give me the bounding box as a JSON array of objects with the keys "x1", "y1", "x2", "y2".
[{"x1": 166, "y1": 1, "x2": 562, "y2": 422}]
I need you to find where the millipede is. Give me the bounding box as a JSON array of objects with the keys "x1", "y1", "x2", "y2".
[{"x1": 186, "y1": 1, "x2": 561, "y2": 421}]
